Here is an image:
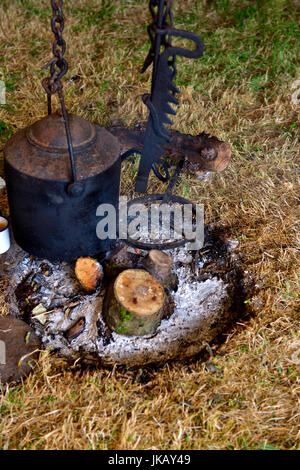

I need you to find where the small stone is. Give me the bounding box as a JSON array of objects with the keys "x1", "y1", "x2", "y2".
[{"x1": 0, "y1": 316, "x2": 41, "y2": 384}]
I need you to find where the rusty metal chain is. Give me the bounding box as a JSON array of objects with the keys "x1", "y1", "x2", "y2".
[
  {"x1": 141, "y1": 0, "x2": 175, "y2": 74},
  {"x1": 42, "y1": 0, "x2": 69, "y2": 105},
  {"x1": 41, "y1": 0, "x2": 81, "y2": 197}
]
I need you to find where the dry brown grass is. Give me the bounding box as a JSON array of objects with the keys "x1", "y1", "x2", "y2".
[{"x1": 0, "y1": 0, "x2": 299, "y2": 450}]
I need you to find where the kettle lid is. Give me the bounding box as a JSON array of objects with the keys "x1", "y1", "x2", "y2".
[
  {"x1": 4, "y1": 113, "x2": 120, "y2": 181},
  {"x1": 26, "y1": 113, "x2": 96, "y2": 153}
]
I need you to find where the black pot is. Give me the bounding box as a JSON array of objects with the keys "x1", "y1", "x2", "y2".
[{"x1": 4, "y1": 113, "x2": 121, "y2": 261}]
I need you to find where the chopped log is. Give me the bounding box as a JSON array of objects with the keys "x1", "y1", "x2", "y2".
[
  {"x1": 141, "y1": 249, "x2": 178, "y2": 290},
  {"x1": 64, "y1": 318, "x2": 86, "y2": 342},
  {"x1": 75, "y1": 257, "x2": 103, "y2": 292},
  {"x1": 103, "y1": 269, "x2": 169, "y2": 336},
  {"x1": 106, "y1": 125, "x2": 231, "y2": 173},
  {"x1": 104, "y1": 243, "x2": 139, "y2": 279}
]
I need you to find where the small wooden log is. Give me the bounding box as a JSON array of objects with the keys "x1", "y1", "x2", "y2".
[
  {"x1": 75, "y1": 257, "x2": 103, "y2": 292},
  {"x1": 64, "y1": 318, "x2": 85, "y2": 342},
  {"x1": 141, "y1": 250, "x2": 178, "y2": 290},
  {"x1": 103, "y1": 269, "x2": 167, "y2": 336},
  {"x1": 106, "y1": 125, "x2": 231, "y2": 173},
  {"x1": 104, "y1": 244, "x2": 139, "y2": 279}
]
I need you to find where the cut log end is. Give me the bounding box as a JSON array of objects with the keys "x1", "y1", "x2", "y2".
[
  {"x1": 103, "y1": 269, "x2": 170, "y2": 337},
  {"x1": 148, "y1": 250, "x2": 172, "y2": 269},
  {"x1": 75, "y1": 257, "x2": 103, "y2": 292},
  {"x1": 114, "y1": 269, "x2": 165, "y2": 317}
]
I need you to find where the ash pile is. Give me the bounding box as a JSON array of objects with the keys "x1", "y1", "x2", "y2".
[{"x1": 6, "y1": 226, "x2": 253, "y2": 367}]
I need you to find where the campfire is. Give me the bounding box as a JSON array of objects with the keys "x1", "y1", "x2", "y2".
[
  {"x1": 0, "y1": 0, "x2": 254, "y2": 382},
  {"x1": 2, "y1": 226, "x2": 254, "y2": 369}
]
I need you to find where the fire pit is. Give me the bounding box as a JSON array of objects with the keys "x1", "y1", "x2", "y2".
[{"x1": 3, "y1": 227, "x2": 254, "y2": 367}]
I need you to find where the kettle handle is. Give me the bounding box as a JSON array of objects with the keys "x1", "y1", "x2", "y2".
[
  {"x1": 58, "y1": 89, "x2": 84, "y2": 197},
  {"x1": 42, "y1": 82, "x2": 84, "y2": 198}
]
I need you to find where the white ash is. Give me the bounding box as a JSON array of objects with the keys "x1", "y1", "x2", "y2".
[
  {"x1": 98, "y1": 277, "x2": 226, "y2": 366},
  {"x1": 10, "y1": 255, "x2": 79, "y2": 310},
  {"x1": 43, "y1": 293, "x2": 102, "y2": 359},
  {"x1": 8, "y1": 232, "x2": 245, "y2": 366},
  {"x1": 94, "y1": 242, "x2": 228, "y2": 365},
  {"x1": 128, "y1": 207, "x2": 199, "y2": 246}
]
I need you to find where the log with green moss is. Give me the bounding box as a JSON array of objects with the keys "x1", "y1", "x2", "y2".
[{"x1": 102, "y1": 269, "x2": 168, "y2": 336}]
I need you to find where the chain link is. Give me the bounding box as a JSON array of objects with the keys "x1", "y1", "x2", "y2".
[
  {"x1": 41, "y1": 1, "x2": 80, "y2": 193},
  {"x1": 142, "y1": 0, "x2": 175, "y2": 73},
  {"x1": 42, "y1": 0, "x2": 68, "y2": 97}
]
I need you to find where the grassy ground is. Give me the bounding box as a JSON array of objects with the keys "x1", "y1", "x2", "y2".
[{"x1": 0, "y1": 0, "x2": 299, "y2": 450}]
